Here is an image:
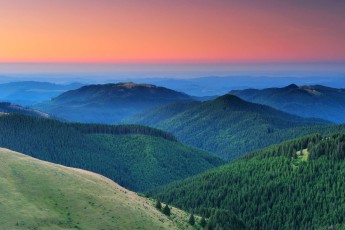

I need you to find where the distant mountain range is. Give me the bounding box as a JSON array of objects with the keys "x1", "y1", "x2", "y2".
[
  {"x1": 34, "y1": 82, "x2": 194, "y2": 124},
  {"x1": 0, "y1": 102, "x2": 49, "y2": 118},
  {"x1": 2, "y1": 79, "x2": 345, "y2": 229},
  {"x1": 230, "y1": 84, "x2": 345, "y2": 123},
  {"x1": 0, "y1": 148, "x2": 194, "y2": 230},
  {"x1": 0, "y1": 81, "x2": 83, "y2": 105},
  {"x1": 129, "y1": 94, "x2": 330, "y2": 160}
]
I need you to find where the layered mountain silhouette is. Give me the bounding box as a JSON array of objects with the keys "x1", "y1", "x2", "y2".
[
  {"x1": 230, "y1": 84, "x2": 345, "y2": 123},
  {"x1": 35, "y1": 82, "x2": 194, "y2": 123},
  {"x1": 0, "y1": 81, "x2": 83, "y2": 105},
  {"x1": 0, "y1": 102, "x2": 49, "y2": 118},
  {"x1": 129, "y1": 94, "x2": 330, "y2": 160}
]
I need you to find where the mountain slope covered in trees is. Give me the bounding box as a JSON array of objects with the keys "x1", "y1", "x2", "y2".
[
  {"x1": 0, "y1": 102, "x2": 49, "y2": 118},
  {"x1": 230, "y1": 84, "x2": 345, "y2": 123},
  {"x1": 130, "y1": 94, "x2": 330, "y2": 160},
  {"x1": 0, "y1": 114, "x2": 223, "y2": 191},
  {"x1": 34, "y1": 82, "x2": 194, "y2": 123},
  {"x1": 0, "y1": 148, "x2": 196, "y2": 230},
  {"x1": 150, "y1": 133, "x2": 345, "y2": 229}
]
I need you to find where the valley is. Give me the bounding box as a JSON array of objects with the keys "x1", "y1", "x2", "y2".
[
  {"x1": 0, "y1": 114, "x2": 223, "y2": 192},
  {"x1": 129, "y1": 94, "x2": 333, "y2": 160},
  {"x1": 2, "y1": 1, "x2": 345, "y2": 229},
  {"x1": 1, "y1": 80, "x2": 345, "y2": 229}
]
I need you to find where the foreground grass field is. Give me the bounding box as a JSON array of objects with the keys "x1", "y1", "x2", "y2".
[{"x1": 0, "y1": 148, "x2": 195, "y2": 230}]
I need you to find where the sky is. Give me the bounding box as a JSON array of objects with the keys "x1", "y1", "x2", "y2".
[{"x1": 0, "y1": 0, "x2": 345, "y2": 67}]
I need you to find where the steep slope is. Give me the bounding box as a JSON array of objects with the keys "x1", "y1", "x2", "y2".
[
  {"x1": 35, "y1": 82, "x2": 194, "y2": 123},
  {"x1": 130, "y1": 94, "x2": 330, "y2": 160},
  {"x1": 0, "y1": 114, "x2": 223, "y2": 191},
  {"x1": 0, "y1": 148, "x2": 195, "y2": 230},
  {"x1": 0, "y1": 102, "x2": 49, "y2": 118},
  {"x1": 230, "y1": 84, "x2": 345, "y2": 123},
  {"x1": 0, "y1": 81, "x2": 83, "y2": 105},
  {"x1": 151, "y1": 133, "x2": 345, "y2": 230}
]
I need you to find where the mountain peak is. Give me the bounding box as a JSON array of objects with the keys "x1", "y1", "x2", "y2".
[
  {"x1": 116, "y1": 82, "x2": 157, "y2": 89},
  {"x1": 216, "y1": 94, "x2": 248, "y2": 105},
  {"x1": 37, "y1": 82, "x2": 193, "y2": 123},
  {"x1": 284, "y1": 84, "x2": 299, "y2": 89}
]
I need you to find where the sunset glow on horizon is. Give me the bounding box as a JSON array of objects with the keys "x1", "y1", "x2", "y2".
[{"x1": 1, "y1": 0, "x2": 345, "y2": 63}]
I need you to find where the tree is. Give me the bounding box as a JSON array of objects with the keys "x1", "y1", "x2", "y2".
[
  {"x1": 189, "y1": 212, "x2": 195, "y2": 225},
  {"x1": 200, "y1": 216, "x2": 206, "y2": 228},
  {"x1": 155, "y1": 199, "x2": 162, "y2": 210},
  {"x1": 163, "y1": 204, "x2": 171, "y2": 216}
]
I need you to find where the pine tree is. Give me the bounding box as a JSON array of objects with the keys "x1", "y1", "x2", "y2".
[
  {"x1": 200, "y1": 216, "x2": 207, "y2": 228},
  {"x1": 155, "y1": 199, "x2": 162, "y2": 210},
  {"x1": 189, "y1": 212, "x2": 195, "y2": 225},
  {"x1": 162, "y1": 204, "x2": 171, "y2": 216}
]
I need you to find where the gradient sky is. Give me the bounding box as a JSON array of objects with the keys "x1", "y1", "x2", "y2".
[{"x1": 1, "y1": 0, "x2": 345, "y2": 63}]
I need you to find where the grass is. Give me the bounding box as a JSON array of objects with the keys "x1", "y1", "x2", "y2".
[
  {"x1": 296, "y1": 149, "x2": 310, "y2": 162},
  {"x1": 292, "y1": 148, "x2": 310, "y2": 169},
  {"x1": 0, "y1": 148, "x2": 196, "y2": 230}
]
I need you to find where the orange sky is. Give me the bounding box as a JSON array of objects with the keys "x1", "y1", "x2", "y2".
[{"x1": 0, "y1": 0, "x2": 345, "y2": 63}]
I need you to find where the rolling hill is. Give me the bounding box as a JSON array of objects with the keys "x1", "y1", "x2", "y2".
[
  {"x1": 150, "y1": 133, "x2": 345, "y2": 229},
  {"x1": 0, "y1": 102, "x2": 49, "y2": 118},
  {"x1": 230, "y1": 84, "x2": 345, "y2": 123},
  {"x1": 130, "y1": 94, "x2": 330, "y2": 160},
  {"x1": 34, "y1": 82, "x2": 194, "y2": 123},
  {"x1": 0, "y1": 114, "x2": 223, "y2": 191},
  {"x1": 0, "y1": 148, "x2": 197, "y2": 230},
  {"x1": 0, "y1": 81, "x2": 83, "y2": 105}
]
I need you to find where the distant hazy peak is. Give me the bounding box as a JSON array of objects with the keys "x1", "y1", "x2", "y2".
[
  {"x1": 116, "y1": 82, "x2": 157, "y2": 89},
  {"x1": 284, "y1": 84, "x2": 299, "y2": 89},
  {"x1": 230, "y1": 83, "x2": 345, "y2": 123},
  {"x1": 215, "y1": 94, "x2": 249, "y2": 106},
  {"x1": 0, "y1": 102, "x2": 49, "y2": 118}
]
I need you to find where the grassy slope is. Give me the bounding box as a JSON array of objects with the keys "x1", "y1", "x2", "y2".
[{"x1": 0, "y1": 148, "x2": 198, "y2": 230}]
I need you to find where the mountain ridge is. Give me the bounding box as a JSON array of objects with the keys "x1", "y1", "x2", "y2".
[
  {"x1": 0, "y1": 114, "x2": 223, "y2": 191},
  {"x1": 129, "y1": 94, "x2": 330, "y2": 160},
  {"x1": 230, "y1": 84, "x2": 345, "y2": 123},
  {"x1": 0, "y1": 147, "x2": 196, "y2": 230},
  {"x1": 35, "y1": 82, "x2": 195, "y2": 123},
  {"x1": 150, "y1": 133, "x2": 345, "y2": 229},
  {"x1": 0, "y1": 102, "x2": 49, "y2": 118}
]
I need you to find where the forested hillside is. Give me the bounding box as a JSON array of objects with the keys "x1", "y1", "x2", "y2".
[
  {"x1": 0, "y1": 148, "x2": 195, "y2": 230},
  {"x1": 34, "y1": 82, "x2": 194, "y2": 123},
  {"x1": 130, "y1": 94, "x2": 331, "y2": 160},
  {"x1": 230, "y1": 84, "x2": 345, "y2": 123},
  {"x1": 150, "y1": 133, "x2": 345, "y2": 229},
  {"x1": 0, "y1": 114, "x2": 223, "y2": 191},
  {"x1": 0, "y1": 102, "x2": 49, "y2": 118}
]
